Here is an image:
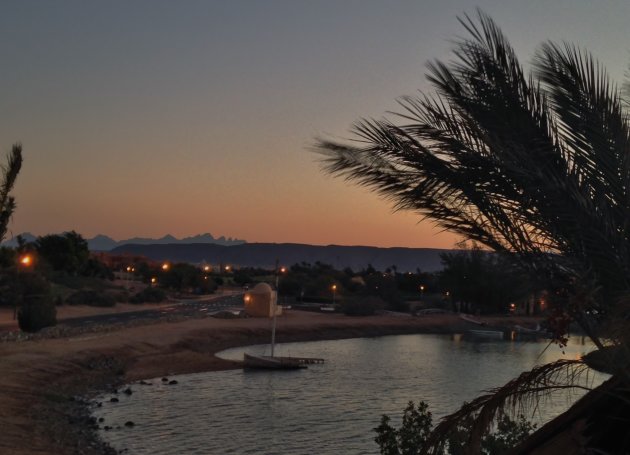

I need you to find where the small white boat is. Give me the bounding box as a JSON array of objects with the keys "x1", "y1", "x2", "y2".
[
  {"x1": 466, "y1": 329, "x2": 505, "y2": 340},
  {"x1": 243, "y1": 353, "x2": 306, "y2": 370}
]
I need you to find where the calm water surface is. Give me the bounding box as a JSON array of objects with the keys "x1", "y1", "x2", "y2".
[{"x1": 93, "y1": 334, "x2": 605, "y2": 454}]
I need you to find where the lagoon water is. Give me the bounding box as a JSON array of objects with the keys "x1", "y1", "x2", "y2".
[{"x1": 93, "y1": 334, "x2": 604, "y2": 454}]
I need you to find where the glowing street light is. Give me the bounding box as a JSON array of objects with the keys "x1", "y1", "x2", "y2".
[
  {"x1": 15, "y1": 254, "x2": 34, "y2": 320},
  {"x1": 332, "y1": 284, "x2": 337, "y2": 305},
  {"x1": 151, "y1": 277, "x2": 157, "y2": 285},
  {"x1": 203, "y1": 265, "x2": 211, "y2": 272},
  {"x1": 19, "y1": 255, "x2": 32, "y2": 267},
  {"x1": 420, "y1": 284, "x2": 425, "y2": 300},
  {"x1": 224, "y1": 265, "x2": 231, "y2": 272},
  {"x1": 162, "y1": 263, "x2": 169, "y2": 271}
]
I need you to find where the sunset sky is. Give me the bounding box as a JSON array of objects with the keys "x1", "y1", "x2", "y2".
[{"x1": 2, "y1": 1, "x2": 629, "y2": 248}]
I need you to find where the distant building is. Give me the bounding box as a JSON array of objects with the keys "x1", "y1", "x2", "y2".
[{"x1": 244, "y1": 282, "x2": 282, "y2": 318}]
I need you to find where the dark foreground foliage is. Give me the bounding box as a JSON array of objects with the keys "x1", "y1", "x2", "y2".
[{"x1": 375, "y1": 401, "x2": 535, "y2": 455}]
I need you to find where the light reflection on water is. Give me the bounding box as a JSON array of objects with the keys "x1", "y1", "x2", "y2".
[{"x1": 93, "y1": 334, "x2": 605, "y2": 455}]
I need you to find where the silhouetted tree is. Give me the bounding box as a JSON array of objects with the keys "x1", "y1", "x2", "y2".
[
  {"x1": 439, "y1": 246, "x2": 532, "y2": 313},
  {"x1": 36, "y1": 231, "x2": 89, "y2": 274},
  {"x1": 317, "y1": 9, "x2": 630, "y2": 453},
  {"x1": 0, "y1": 144, "x2": 22, "y2": 243}
]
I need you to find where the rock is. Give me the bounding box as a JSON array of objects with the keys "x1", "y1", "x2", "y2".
[
  {"x1": 139, "y1": 380, "x2": 152, "y2": 385},
  {"x1": 124, "y1": 421, "x2": 135, "y2": 427},
  {"x1": 168, "y1": 380, "x2": 178, "y2": 385},
  {"x1": 104, "y1": 426, "x2": 111, "y2": 431},
  {"x1": 110, "y1": 397, "x2": 119, "y2": 403},
  {"x1": 123, "y1": 387, "x2": 133, "y2": 395},
  {"x1": 161, "y1": 377, "x2": 168, "y2": 382},
  {"x1": 98, "y1": 417, "x2": 105, "y2": 423}
]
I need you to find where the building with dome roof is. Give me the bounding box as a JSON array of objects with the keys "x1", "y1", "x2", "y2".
[{"x1": 243, "y1": 282, "x2": 282, "y2": 318}]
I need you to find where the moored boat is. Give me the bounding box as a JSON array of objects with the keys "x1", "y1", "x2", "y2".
[
  {"x1": 243, "y1": 353, "x2": 306, "y2": 370},
  {"x1": 465, "y1": 329, "x2": 505, "y2": 340}
]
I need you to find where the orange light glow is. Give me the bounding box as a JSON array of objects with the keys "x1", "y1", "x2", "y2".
[
  {"x1": 19, "y1": 255, "x2": 32, "y2": 266},
  {"x1": 203, "y1": 265, "x2": 210, "y2": 272},
  {"x1": 151, "y1": 277, "x2": 157, "y2": 284},
  {"x1": 162, "y1": 263, "x2": 169, "y2": 271},
  {"x1": 280, "y1": 266, "x2": 287, "y2": 273}
]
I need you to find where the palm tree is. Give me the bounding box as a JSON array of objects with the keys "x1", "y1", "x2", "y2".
[
  {"x1": 0, "y1": 144, "x2": 22, "y2": 243},
  {"x1": 316, "y1": 10, "x2": 630, "y2": 454}
]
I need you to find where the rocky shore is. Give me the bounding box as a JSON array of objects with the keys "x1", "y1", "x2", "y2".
[{"x1": 0, "y1": 311, "x2": 540, "y2": 455}]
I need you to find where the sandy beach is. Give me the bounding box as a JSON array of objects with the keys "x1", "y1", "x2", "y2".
[{"x1": 0, "y1": 310, "x2": 540, "y2": 455}]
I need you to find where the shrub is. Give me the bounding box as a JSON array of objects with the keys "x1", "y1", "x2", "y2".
[
  {"x1": 66, "y1": 290, "x2": 116, "y2": 307},
  {"x1": 374, "y1": 400, "x2": 536, "y2": 455},
  {"x1": 129, "y1": 287, "x2": 167, "y2": 304},
  {"x1": 17, "y1": 273, "x2": 57, "y2": 332},
  {"x1": 18, "y1": 298, "x2": 57, "y2": 332}
]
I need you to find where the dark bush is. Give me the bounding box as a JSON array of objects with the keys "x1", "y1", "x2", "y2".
[
  {"x1": 17, "y1": 273, "x2": 57, "y2": 332},
  {"x1": 129, "y1": 287, "x2": 167, "y2": 304},
  {"x1": 66, "y1": 290, "x2": 116, "y2": 307},
  {"x1": 18, "y1": 298, "x2": 57, "y2": 332}
]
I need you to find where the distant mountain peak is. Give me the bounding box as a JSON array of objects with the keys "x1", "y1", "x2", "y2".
[{"x1": 1, "y1": 232, "x2": 246, "y2": 251}]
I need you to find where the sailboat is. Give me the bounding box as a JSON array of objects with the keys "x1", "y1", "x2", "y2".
[{"x1": 242, "y1": 269, "x2": 322, "y2": 370}]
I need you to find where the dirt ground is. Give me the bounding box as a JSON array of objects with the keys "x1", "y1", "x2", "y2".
[{"x1": 0, "y1": 311, "x2": 541, "y2": 455}]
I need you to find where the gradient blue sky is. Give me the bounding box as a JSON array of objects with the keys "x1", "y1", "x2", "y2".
[{"x1": 1, "y1": 1, "x2": 629, "y2": 247}]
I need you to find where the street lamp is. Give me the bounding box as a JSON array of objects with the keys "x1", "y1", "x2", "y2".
[
  {"x1": 420, "y1": 285, "x2": 425, "y2": 300},
  {"x1": 275, "y1": 266, "x2": 287, "y2": 299},
  {"x1": 15, "y1": 254, "x2": 33, "y2": 320},
  {"x1": 162, "y1": 263, "x2": 169, "y2": 271},
  {"x1": 20, "y1": 255, "x2": 32, "y2": 267},
  {"x1": 332, "y1": 284, "x2": 337, "y2": 305}
]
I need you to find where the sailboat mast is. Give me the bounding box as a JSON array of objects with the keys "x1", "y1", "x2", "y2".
[{"x1": 271, "y1": 260, "x2": 279, "y2": 357}]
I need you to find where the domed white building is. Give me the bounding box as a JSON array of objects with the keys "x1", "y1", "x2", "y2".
[{"x1": 243, "y1": 282, "x2": 282, "y2": 318}]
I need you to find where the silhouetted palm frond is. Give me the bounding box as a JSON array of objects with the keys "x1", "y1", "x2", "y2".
[
  {"x1": 315, "y1": 9, "x2": 630, "y2": 449},
  {"x1": 421, "y1": 359, "x2": 592, "y2": 454},
  {"x1": 0, "y1": 144, "x2": 22, "y2": 242},
  {"x1": 315, "y1": 9, "x2": 630, "y2": 341}
]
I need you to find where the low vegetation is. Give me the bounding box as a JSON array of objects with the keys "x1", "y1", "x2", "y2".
[
  {"x1": 65, "y1": 290, "x2": 116, "y2": 307},
  {"x1": 129, "y1": 287, "x2": 167, "y2": 304},
  {"x1": 375, "y1": 401, "x2": 535, "y2": 455},
  {"x1": 16, "y1": 273, "x2": 57, "y2": 332}
]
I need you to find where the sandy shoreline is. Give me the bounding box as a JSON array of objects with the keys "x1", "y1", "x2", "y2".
[{"x1": 0, "y1": 311, "x2": 540, "y2": 455}]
